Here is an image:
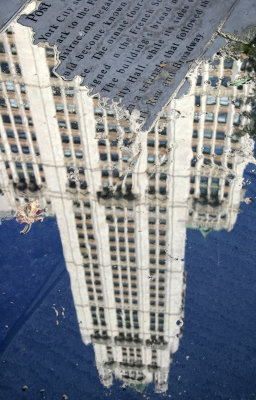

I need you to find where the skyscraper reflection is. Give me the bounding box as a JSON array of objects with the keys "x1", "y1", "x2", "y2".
[{"x1": 0, "y1": 16, "x2": 254, "y2": 393}]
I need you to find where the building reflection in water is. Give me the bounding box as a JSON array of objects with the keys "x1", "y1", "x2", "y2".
[{"x1": 0, "y1": 17, "x2": 255, "y2": 393}]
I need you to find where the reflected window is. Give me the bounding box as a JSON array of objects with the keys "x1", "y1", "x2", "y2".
[
  {"x1": 18, "y1": 172, "x2": 25, "y2": 181},
  {"x1": 61, "y1": 135, "x2": 69, "y2": 143},
  {"x1": 94, "y1": 107, "x2": 103, "y2": 116},
  {"x1": 6, "y1": 130, "x2": 14, "y2": 138},
  {"x1": 100, "y1": 153, "x2": 107, "y2": 161},
  {"x1": 2, "y1": 115, "x2": 11, "y2": 124},
  {"x1": 204, "y1": 129, "x2": 212, "y2": 139},
  {"x1": 56, "y1": 103, "x2": 64, "y2": 112},
  {"x1": 211, "y1": 58, "x2": 220, "y2": 66},
  {"x1": 65, "y1": 87, "x2": 74, "y2": 97},
  {"x1": 211, "y1": 188, "x2": 219, "y2": 198},
  {"x1": 15, "y1": 162, "x2": 22, "y2": 169},
  {"x1": 159, "y1": 140, "x2": 167, "y2": 148},
  {"x1": 206, "y1": 95, "x2": 216, "y2": 105},
  {"x1": 194, "y1": 112, "x2": 199, "y2": 122},
  {"x1": 209, "y1": 76, "x2": 218, "y2": 87},
  {"x1": 200, "y1": 176, "x2": 208, "y2": 184},
  {"x1": 64, "y1": 149, "x2": 71, "y2": 157},
  {"x1": 191, "y1": 157, "x2": 197, "y2": 167},
  {"x1": 108, "y1": 124, "x2": 117, "y2": 132},
  {"x1": 96, "y1": 123, "x2": 104, "y2": 132},
  {"x1": 22, "y1": 146, "x2": 29, "y2": 154},
  {"x1": 122, "y1": 154, "x2": 130, "y2": 162},
  {"x1": 107, "y1": 109, "x2": 115, "y2": 117},
  {"x1": 221, "y1": 77, "x2": 231, "y2": 87},
  {"x1": 11, "y1": 145, "x2": 18, "y2": 153},
  {"x1": 52, "y1": 86, "x2": 61, "y2": 96},
  {"x1": 67, "y1": 104, "x2": 76, "y2": 114},
  {"x1": 220, "y1": 96, "x2": 229, "y2": 106},
  {"x1": 160, "y1": 111, "x2": 167, "y2": 119},
  {"x1": 18, "y1": 131, "x2": 26, "y2": 139},
  {"x1": 26, "y1": 163, "x2": 33, "y2": 170},
  {"x1": 0, "y1": 98, "x2": 6, "y2": 107},
  {"x1": 111, "y1": 139, "x2": 118, "y2": 146},
  {"x1": 193, "y1": 130, "x2": 198, "y2": 138},
  {"x1": 111, "y1": 154, "x2": 119, "y2": 161},
  {"x1": 203, "y1": 145, "x2": 211, "y2": 154},
  {"x1": 49, "y1": 66, "x2": 58, "y2": 78},
  {"x1": 73, "y1": 136, "x2": 80, "y2": 144},
  {"x1": 216, "y1": 131, "x2": 225, "y2": 140},
  {"x1": 233, "y1": 113, "x2": 240, "y2": 126},
  {"x1": 215, "y1": 146, "x2": 223, "y2": 155},
  {"x1": 71, "y1": 121, "x2": 79, "y2": 130},
  {"x1": 75, "y1": 150, "x2": 83, "y2": 159},
  {"x1": 195, "y1": 95, "x2": 200, "y2": 107},
  {"x1": 211, "y1": 178, "x2": 219, "y2": 187},
  {"x1": 5, "y1": 81, "x2": 14, "y2": 91},
  {"x1": 80, "y1": 181, "x2": 87, "y2": 189},
  {"x1": 159, "y1": 126, "x2": 166, "y2": 135},
  {"x1": 218, "y1": 113, "x2": 227, "y2": 123},
  {"x1": 205, "y1": 113, "x2": 214, "y2": 122},
  {"x1": 200, "y1": 187, "x2": 207, "y2": 196},
  {"x1": 147, "y1": 139, "x2": 154, "y2": 147},
  {"x1": 10, "y1": 44, "x2": 17, "y2": 55},
  {"x1": 15, "y1": 64, "x2": 21, "y2": 75},
  {"x1": 231, "y1": 133, "x2": 239, "y2": 142},
  {"x1": 9, "y1": 98, "x2": 18, "y2": 108},
  {"x1": 123, "y1": 138, "x2": 131, "y2": 146},
  {"x1": 46, "y1": 47, "x2": 55, "y2": 58},
  {"x1": 240, "y1": 60, "x2": 247, "y2": 71},
  {"x1": 224, "y1": 58, "x2": 233, "y2": 69},
  {"x1": 196, "y1": 75, "x2": 202, "y2": 86},
  {"x1": 0, "y1": 42, "x2": 5, "y2": 53},
  {"x1": 20, "y1": 84, "x2": 26, "y2": 93},
  {"x1": 1, "y1": 62, "x2": 10, "y2": 74},
  {"x1": 147, "y1": 154, "x2": 155, "y2": 163},
  {"x1": 58, "y1": 120, "x2": 67, "y2": 128},
  {"x1": 234, "y1": 98, "x2": 241, "y2": 108},
  {"x1": 14, "y1": 115, "x2": 22, "y2": 124}
]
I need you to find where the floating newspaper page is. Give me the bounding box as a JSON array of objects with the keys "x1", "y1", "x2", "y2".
[{"x1": 18, "y1": 0, "x2": 238, "y2": 130}]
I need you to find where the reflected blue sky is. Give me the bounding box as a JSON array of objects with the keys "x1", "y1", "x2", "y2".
[{"x1": 0, "y1": 162, "x2": 256, "y2": 400}]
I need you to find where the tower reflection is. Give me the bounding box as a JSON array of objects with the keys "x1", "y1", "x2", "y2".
[{"x1": 0, "y1": 17, "x2": 255, "y2": 393}]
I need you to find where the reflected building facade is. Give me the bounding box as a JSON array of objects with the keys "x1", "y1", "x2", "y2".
[{"x1": 0, "y1": 16, "x2": 254, "y2": 393}]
